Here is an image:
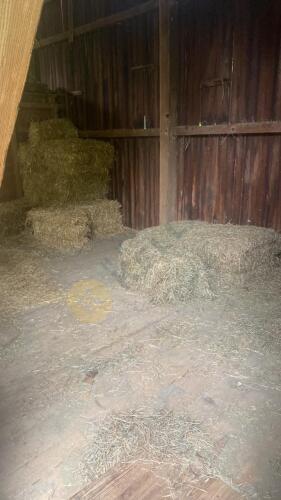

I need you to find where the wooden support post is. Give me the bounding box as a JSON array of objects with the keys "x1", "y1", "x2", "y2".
[{"x1": 159, "y1": 0, "x2": 177, "y2": 224}]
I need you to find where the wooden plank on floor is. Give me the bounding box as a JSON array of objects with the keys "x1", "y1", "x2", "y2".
[
  {"x1": 70, "y1": 463, "x2": 168, "y2": 499},
  {"x1": 71, "y1": 463, "x2": 242, "y2": 499}
]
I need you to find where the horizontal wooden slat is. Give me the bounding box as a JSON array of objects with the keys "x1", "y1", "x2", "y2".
[
  {"x1": 174, "y1": 121, "x2": 281, "y2": 136},
  {"x1": 35, "y1": 0, "x2": 158, "y2": 49},
  {"x1": 79, "y1": 128, "x2": 160, "y2": 138}
]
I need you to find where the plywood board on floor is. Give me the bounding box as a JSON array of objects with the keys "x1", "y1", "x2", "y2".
[{"x1": 71, "y1": 463, "x2": 241, "y2": 499}]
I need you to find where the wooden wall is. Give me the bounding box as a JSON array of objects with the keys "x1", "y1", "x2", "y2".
[
  {"x1": 176, "y1": 0, "x2": 281, "y2": 230},
  {"x1": 35, "y1": 0, "x2": 281, "y2": 230}
]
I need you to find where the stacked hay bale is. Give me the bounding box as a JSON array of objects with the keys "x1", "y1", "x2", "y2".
[
  {"x1": 120, "y1": 221, "x2": 281, "y2": 304},
  {"x1": 27, "y1": 200, "x2": 123, "y2": 251},
  {"x1": 26, "y1": 206, "x2": 90, "y2": 251},
  {"x1": 19, "y1": 119, "x2": 114, "y2": 207},
  {"x1": 0, "y1": 199, "x2": 30, "y2": 237},
  {"x1": 17, "y1": 118, "x2": 124, "y2": 250},
  {"x1": 82, "y1": 200, "x2": 123, "y2": 237}
]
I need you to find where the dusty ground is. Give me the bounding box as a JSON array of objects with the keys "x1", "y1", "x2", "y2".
[{"x1": 0, "y1": 233, "x2": 281, "y2": 499}]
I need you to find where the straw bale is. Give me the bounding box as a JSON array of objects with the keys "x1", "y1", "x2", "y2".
[
  {"x1": 120, "y1": 221, "x2": 281, "y2": 303},
  {"x1": 26, "y1": 201, "x2": 124, "y2": 251},
  {"x1": 82, "y1": 199, "x2": 123, "y2": 236},
  {"x1": 18, "y1": 120, "x2": 114, "y2": 207},
  {"x1": 28, "y1": 118, "x2": 78, "y2": 145},
  {"x1": 26, "y1": 206, "x2": 90, "y2": 251}
]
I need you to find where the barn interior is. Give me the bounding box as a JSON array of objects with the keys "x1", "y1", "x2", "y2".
[{"x1": 1, "y1": 1, "x2": 281, "y2": 499}]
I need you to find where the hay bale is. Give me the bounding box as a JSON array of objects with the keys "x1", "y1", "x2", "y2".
[
  {"x1": 18, "y1": 120, "x2": 114, "y2": 207},
  {"x1": 119, "y1": 221, "x2": 281, "y2": 303},
  {"x1": 120, "y1": 226, "x2": 213, "y2": 303},
  {"x1": 26, "y1": 201, "x2": 124, "y2": 251},
  {"x1": 26, "y1": 207, "x2": 90, "y2": 251},
  {"x1": 82, "y1": 200, "x2": 124, "y2": 236},
  {"x1": 28, "y1": 118, "x2": 78, "y2": 145},
  {"x1": 0, "y1": 198, "x2": 29, "y2": 237}
]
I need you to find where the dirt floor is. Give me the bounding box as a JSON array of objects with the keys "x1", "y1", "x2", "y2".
[{"x1": 0, "y1": 233, "x2": 281, "y2": 500}]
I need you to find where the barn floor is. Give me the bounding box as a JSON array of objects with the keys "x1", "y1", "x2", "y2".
[{"x1": 0, "y1": 234, "x2": 281, "y2": 500}]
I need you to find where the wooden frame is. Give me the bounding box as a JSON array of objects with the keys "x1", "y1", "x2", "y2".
[
  {"x1": 78, "y1": 121, "x2": 281, "y2": 139},
  {"x1": 79, "y1": 129, "x2": 160, "y2": 139},
  {"x1": 35, "y1": 0, "x2": 158, "y2": 48},
  {"x1": 174, "y1": 121, "x2": 281, "y2": 136}
]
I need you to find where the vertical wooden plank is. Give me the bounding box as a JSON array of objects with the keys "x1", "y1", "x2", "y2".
[{"x1": 159, "y1": 0, "x2": 176, "y2": 223}]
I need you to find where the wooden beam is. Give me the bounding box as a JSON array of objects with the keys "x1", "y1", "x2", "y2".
[
  {"x1": 35, "y1": 0, "x2": 158, "y2": 49},
  {"x1": 79, "y1": 128, "x2": 160, "y2": 139},
  {"x1": 174, "y1": 121, "x2": 281, "y2": 136},
  {"x1": 159, "y1": 0, "x2": 177, "y2": 224}
]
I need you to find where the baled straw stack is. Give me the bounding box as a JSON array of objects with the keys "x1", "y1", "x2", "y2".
[
  {"x1": 26, "y1": 201, "x2": 124, "y2": 251},
  {"x1": 119, "y1": 221, "x2": 281, "y2": 303},
  {"x1": 0, "y1": 198, "x2": 29, "y2": 238},
  {"x1": 26, "y1": 207, "x2": 90, "y2": 251},
  {"x1": 18, "y1": 119, "x2": 114, "y2": 207}
]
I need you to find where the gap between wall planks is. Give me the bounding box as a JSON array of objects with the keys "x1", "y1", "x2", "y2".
[{"x1": 0, "y1": 0, "x2": 43, "y2": 185}]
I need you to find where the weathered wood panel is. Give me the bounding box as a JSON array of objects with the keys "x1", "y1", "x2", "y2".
[
  {"x1": 176, "y1": 0, "x2": 281, "y2": 232},
  {"x1": 110, "y1": 138, "x2": 159, "y2": 229},
  {"x1": 35, "y1": 0, "x2": 281, "y2": 230},
  {"x1": 177, "y1": 135, "x2": 281, "y2": 231}
]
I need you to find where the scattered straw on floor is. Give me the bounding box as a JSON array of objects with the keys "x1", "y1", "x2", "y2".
[
  {"x1": 0, "y1": 199, "x2": 29, "y2": 238},
  {"x1": 18, "y1": 119, "x2": 114, "y2": 206},
  {"x1": 0, "y1": 245, "x2": 62, "y2": 314},
  {"x1": 120, "y1": 221, "x2": 281, "y2": 304},
  {"x1": 82, "y1": 408, "x2": 217, "y2": 493},
  {"x1": 27, "y1": 201, "x2": 124, "y2": 251}
]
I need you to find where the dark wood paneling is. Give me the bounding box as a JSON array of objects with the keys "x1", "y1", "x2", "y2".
[
  {"x1": 175, "y1": 0, "x2": 281, "y2": 232},
  {"x1": 110, "y1": 138, "x2": 159, "y2": 229},
  {"x1": 177, "y1": 135, "x2": 281, "y2": 231},
  {"x1": 35, "y1": 0, "x2": 281, "y2": 230}
]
